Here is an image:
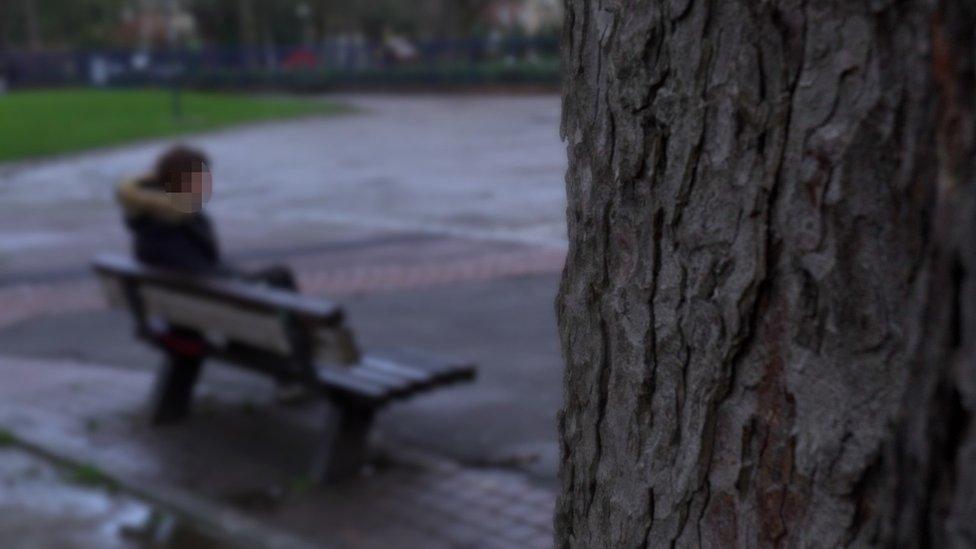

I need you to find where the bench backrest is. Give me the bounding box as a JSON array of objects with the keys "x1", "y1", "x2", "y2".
[{"x1": 92, "y1": 254, "x2": 360, "y2": 370}]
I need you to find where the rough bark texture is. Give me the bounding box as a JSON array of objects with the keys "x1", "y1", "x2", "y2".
[{"x1": 556, "y1": 0, "x2": 975, "y2": 547}]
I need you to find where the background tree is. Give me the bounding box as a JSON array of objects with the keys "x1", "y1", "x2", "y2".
[
  {"x1": 21, "y1": 0, "x2": 41, "y2": 50},
  {"x1": 436, "y1": 0, "x2": 494, "y2": 39},
  {"x1": 187, "y1": 0, "x2": 242, "y2": 45},
  {"x1": 0, "y1": 0, "x2": 550, "y2": 52},
  {"x1": 556, "y1": 0, "x2": 974, "y2": 547},
  {"x1": 0, "y1": 0, "x2": 126, "y2": 50},
  {"x1": 45, "y1": 0, "x2": 127, "y2": 48}
]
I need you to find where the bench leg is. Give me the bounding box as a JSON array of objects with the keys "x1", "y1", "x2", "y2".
[
  {"x1": 310, "y1": 400, "x2": 376, "y2": 483},
  {"x1": 149, "y1": 355, "x2": 203, "y2": 425}
]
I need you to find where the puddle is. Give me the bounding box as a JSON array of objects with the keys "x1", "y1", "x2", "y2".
[
  {"x1": 0, "y1": 446, "x2": 234, "y2": 548},
  {"x1": 120, "y1": 510, "x2": 237, "y2": 548}
]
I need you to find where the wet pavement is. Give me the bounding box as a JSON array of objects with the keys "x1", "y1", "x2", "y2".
[
  {"x1": 0, "y1": 94, "x2": 566, "y2": 281},
  {"x1": 0, "y1": 355, "x2": 554, "y2": 548},
  {"x1": 0, "y1": 443, "x2": 243, "y2": 548},
  {"x1": 0, "y1": 445, "x2": 149, "y2": 548}
]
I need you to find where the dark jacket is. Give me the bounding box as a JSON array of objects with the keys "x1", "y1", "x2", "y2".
[{"x1": 117, "y1": 176, "x2": 222, "y2": 273}]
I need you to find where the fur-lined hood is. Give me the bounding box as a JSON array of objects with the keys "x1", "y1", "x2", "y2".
[{"x1": 116, "y1": 175, "x2": 190, "y2": 223}]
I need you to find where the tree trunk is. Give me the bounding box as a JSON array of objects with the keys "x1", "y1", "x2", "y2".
[
  {"x1": 21, "y1": 0, "x2": 40, "y2": 51},
  {"x1": 556, "y1": 1, "x2": 975, "y2": 547},
  {"x1": 238, "y1": 0, "x2": 257, "y2": 67}
]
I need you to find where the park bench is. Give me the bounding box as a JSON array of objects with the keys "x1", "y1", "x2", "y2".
[{"x1": 91, "y1": 253, "x2": 476, "y2": 481}]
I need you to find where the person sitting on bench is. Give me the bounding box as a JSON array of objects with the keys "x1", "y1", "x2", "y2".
[
  {"x1": 117, "y1": 145, "x2": 296, "y2": 289},
  {"x1": 117, "y1": 145, "x2": 306, "y2": 400}
]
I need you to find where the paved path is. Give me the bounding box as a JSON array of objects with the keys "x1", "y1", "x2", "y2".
[
  {"x1": 0, "y1": 94, "x2": 566, "y2": 282},
  {"x1": 0, "y1": 355, "x2": 555, "y2": 548}
]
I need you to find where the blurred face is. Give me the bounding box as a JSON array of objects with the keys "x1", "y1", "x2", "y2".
[{"x1": 168, "y1": 165, "x2": 212, "y2": 213}]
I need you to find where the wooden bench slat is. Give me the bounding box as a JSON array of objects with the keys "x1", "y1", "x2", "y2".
[
  {"x1": 348, "y1": 364, "x2": 419, "y2": 389},
  {"x1": 93, "y1": 254, "x2": 343, "y2": 325},
  {"x1": 314, "y1": 358, "x2": 472, "y2": 403},
  {"x1": 139, "y1": 286, "x2": 292, "y2": 354},
  {"x1": 345, "y1": 368, "x2": 417, "y2": 397},
  {"x1": 316, "y1": 367, "x2": 388, "y2": 400},
  {"x1": 371, "y1": 348, "x2": 476, "y2": 383},
  {"x1": 360, "y1": 356, "x2": 433, "y2": 383},
  {"x1": 436, "y1": 363, "x2": 478, "y2": 383}
]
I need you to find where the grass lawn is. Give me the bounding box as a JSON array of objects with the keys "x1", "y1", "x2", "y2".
[{"x1": 0, "y1": 88, "x2": 343, "y2": 163}]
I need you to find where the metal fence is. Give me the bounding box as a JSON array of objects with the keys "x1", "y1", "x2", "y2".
[{"x1": 0, "y1": 36, "x2": 560, "y2": 91}]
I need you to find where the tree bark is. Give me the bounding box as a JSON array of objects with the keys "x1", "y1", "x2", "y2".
[{"x1": 556, "y1": 1, "x2": 975, "y2": 547}]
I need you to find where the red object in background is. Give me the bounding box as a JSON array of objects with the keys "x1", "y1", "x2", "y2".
[{"x1": 283, "y1": 48, "x2": 318, "y2": 70}]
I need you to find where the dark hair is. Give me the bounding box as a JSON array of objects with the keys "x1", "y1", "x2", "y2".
[{"x1": 155, "y1": 146, "x2": 209, "y2": 193}]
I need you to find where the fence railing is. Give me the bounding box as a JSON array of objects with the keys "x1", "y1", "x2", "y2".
[{"x1": 0, "y1": 36, "x2": 560, "y2": 90}]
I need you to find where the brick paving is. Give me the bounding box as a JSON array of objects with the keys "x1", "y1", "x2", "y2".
[
  {"x1": 0, "y1": 355, "x2": 556, "y2": 548},
  {"x1": 0, "y1": 239, "x2": 565, "y2": 330}
]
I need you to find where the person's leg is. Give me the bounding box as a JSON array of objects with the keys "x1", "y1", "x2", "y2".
[
  {"x1": 150, "y1": 354, "x2": 203, "y2": 424},
  {"x1": 236, "y1": 265, "x2": 309, "y2": 403},
  {"x1": 150, "y1": 326, "x2": 206, "y2": 424},
  {"x1": 225, "y1": 264, "x2": 298, "y2": 291},
  {"x1": 248, "y1": 265, "x2": 298, "y2": 291}
]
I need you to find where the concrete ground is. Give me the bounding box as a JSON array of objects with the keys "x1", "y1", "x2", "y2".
[
  {"x1": 0, "y1": 442, "x2": 262, "y2": 548},
  {"x1": 0, "y1": 356, "x2": 555, "y2": 548},
  {"x1": 0, "y1": 445, "x2": 153, "y2": 548},
  {"x1": 0, "y1": 94, "x2": 567, "y2": 547}
]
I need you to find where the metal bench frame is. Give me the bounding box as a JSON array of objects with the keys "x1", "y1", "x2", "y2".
[{"x1": 92, "y1": 254, "x2": 476, "y2": 482}]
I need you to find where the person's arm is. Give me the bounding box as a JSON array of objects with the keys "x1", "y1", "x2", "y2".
[{"x1": 116, "y1": 177, "x2": 186, "y2": 223}]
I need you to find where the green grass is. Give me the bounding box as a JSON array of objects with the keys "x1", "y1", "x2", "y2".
[
  {"x1": 0, "y1": 88, "x2": 343, "y2": 163},
  {"x1": 65, "y1": 463, "x2": 118, "y2": 490}
]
